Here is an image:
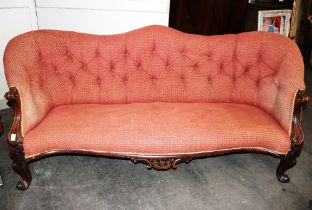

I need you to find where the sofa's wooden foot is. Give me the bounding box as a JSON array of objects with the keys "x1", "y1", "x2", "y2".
[
  {"x1": 12, "y1": 160, "x2": 31, "y2": 190},
  {"x1": 16, "y1": 180, "x2": 30, "y2": 190},
  {"x1": 10, "y1": 142, "x2": 32, "y2": 190},
  {"x1": 276, "y1": 145, "x2": 301, "y2": 183}
]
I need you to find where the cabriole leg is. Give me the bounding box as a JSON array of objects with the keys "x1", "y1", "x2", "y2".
[
  {"x1": 276, "y1": 144, "x2": 302, "y2": 183},
  {"x1": 9, "y1": 143, "x2": 32, "y2": 190}
]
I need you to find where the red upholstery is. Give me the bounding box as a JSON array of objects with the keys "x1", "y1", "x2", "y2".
[
  {"x1": 24, "y1": 103, "x2": 289, "y2": 157},
  {"x1": 3, "y1": 25, "x2": 305, "y2": 157}
]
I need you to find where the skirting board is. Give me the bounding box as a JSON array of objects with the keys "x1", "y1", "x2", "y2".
[{"x1": 0, "y1": 99, "x2": 9, "y2": 110}]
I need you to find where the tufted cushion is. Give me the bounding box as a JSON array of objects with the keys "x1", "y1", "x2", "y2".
[
  {"x1": 24, "y1": 103, "x2": 290, "y2": 157},
  {"x1": 4, "y1": 25, "x2": 305, "y2": 137}
]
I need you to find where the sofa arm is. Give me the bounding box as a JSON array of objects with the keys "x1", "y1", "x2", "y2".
[
  {"x1": 4, "y1": 34, "x2": 52, "y2": 137},
  {"x1": 272, "y1": 44, "x2": 306, "y2": 136}
]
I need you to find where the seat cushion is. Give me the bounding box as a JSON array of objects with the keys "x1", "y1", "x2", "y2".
[{"x1": 24, "y1": 103, "x2": 290, "y2": 158}]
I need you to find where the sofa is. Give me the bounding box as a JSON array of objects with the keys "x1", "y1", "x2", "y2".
[{"x1": 3, "y1": 25, "x2": 309, "y2": 190}]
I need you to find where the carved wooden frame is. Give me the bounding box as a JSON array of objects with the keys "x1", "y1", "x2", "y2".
[
  {"x1": 5, "y1": 87, "x2": 32, "y2": 190},
  {"x1": 5, "y1": 87, "x2": 310, "y2": 190},
  {"x1": 276, "y1": 90, "x2": 310, "y2": 183}
]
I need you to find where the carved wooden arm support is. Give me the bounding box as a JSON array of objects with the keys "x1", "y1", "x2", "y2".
[
  {"x1": 276, "y1": 89, "x2": 310, "y2": 183},
  {"x1": 4, "y1": 87, "x2": 22, "y2": 143},
  {"x1": 291, "y1": 90, "x2": 310, "y2": 146},
  {"x1": 4, "y1": 87, "x2": 31, "y2": 190}
]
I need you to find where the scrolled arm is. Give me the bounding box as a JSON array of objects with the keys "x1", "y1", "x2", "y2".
[
  {"x1": 271, "y1": 36, "x2": 307, "y2": 137},
  {"x1": 4, "y1": 33, "x2": 52, "y2": 136}
]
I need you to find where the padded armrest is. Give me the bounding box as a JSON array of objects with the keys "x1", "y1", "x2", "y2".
[
  {"x1": 4, "y1": 34, "x2": 52, "y2": 136},
  {"x1": 273, "y1": 42, "x2": 305, "y2": 136}
]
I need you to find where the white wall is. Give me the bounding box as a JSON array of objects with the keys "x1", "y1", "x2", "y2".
[
  {"x1": 0, "y1": 0, "x2": 38, "y2": 109},
  {"x1": 36, "y1": 0, "x2": 170, "y2": 34},
  {"x1": 0, "y1": 0, "x2": 170, "y2": 109}
]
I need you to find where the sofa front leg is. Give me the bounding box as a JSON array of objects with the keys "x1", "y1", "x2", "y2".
[
  {"x1": 276, "y1": 144, "x2": 302, "y2": 183},
  {"x1": 9, "y1": 142, "x2": 32, "y2": 190}
]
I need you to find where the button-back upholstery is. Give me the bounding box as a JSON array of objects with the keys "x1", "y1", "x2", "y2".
[{"x1": 4, "y1": 25, "x2": 305, "y2": 136}]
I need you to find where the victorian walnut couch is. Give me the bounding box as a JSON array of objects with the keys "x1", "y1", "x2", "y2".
[{"x1": 3, "y1": 25, "x2": 309, "y2": 190}]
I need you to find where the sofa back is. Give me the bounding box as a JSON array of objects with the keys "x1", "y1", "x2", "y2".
[{"x1": 4, "y1": 25, "x2": 304, "y2": 132}]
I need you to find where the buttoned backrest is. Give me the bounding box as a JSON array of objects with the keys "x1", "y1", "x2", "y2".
[{"x1": 4, "y1": 25, "x2": 304, "y2": 135}]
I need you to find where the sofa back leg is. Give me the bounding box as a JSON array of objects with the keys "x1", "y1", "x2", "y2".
[{"x1": 10, "y1": 143, "x2": 32, "y2": 190}]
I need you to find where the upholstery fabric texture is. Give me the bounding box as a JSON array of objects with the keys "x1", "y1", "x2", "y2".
[
  {"x1": 24, "y1": 103, "x2": 290, "y2": 157},
  {"x1": 3, "y1": 25, "x2": 305, "y2": 156}
]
